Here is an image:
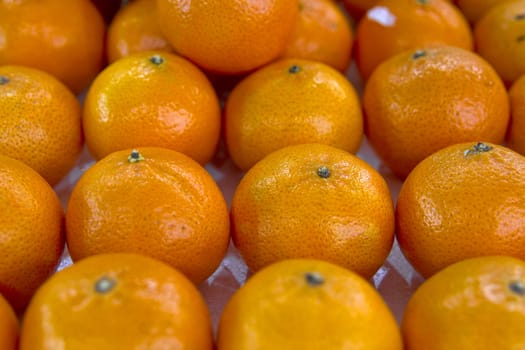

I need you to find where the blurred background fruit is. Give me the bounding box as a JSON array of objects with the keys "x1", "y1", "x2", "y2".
[
  {"x1": 106, "y1": 0, "x2": 173, "y2": 64},
  {"x1": 0, "y1": 0, "x2": 106, "y2": 94},
  {"x1": 355, "y1": 0, "x2": 473, "y2": 80},
  {"x1": 156, "y1": 0, "x2": 299, "y2": 74},
  {"x1": 474, "y1": 0, "x2": 525, "y2": 86},
  {"x1": 65, "y1": 148, "x2": 230, "y2": 285},
  {"x1": 281, "y1": 0, "x2": 354, "y2": 72},
  {"x1": 396, "y1": 142, "x2": 525, "y2": 278},
  {"x1": 20, "y1": 253, "x2": 213, "y2": 349},
  {"x1": 83, "y1": 51, "x2": 221, "y2": 164},
  {"x1": 225, "y1": 58, "x2": 363, "y2": 171},
  {"x1": 217, "y1": 259, "x2": 403, "y2": 349},
  {"x1": 454, "y1": 0, "x2": 512, "y2": 24},
  {"x1": 363, "y1": 46, "x2": 509, "y2": 179},
  {"x1": 0, "y1": 66, "x2": 83, "y2": 186},
  {"x1": 402, "y1": 255, "x2": 525, "y2": 349},
  {"x1": 0, "y1": 155, "x2": 64, "y2": 312},
  {"x1": 231, "y1": 143, "x2": 395, "y2": 279}
]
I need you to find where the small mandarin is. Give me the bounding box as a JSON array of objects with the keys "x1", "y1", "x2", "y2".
[
  {"x1": 231, "y1": 143, "x2": 395, "y2": 279},
  {"x1": 508, "y1": 73, "x2": 525, "y2": 155},
  {"x1": 156, "y1": 0, "x2": 299, "y2": 74},
  {"x1": 474, "y1": 0, "x2": 525, "y2": 85},
  {"x1": 217, "y1": 259, "x2": 403, "y2": 350},
  {"x1": 363, "y1": 46, "x2": 509, "y2": 179},
  {"x1": 396, "y1": 142, "x2": 525, "y2": 278},
  {"x1": 0, "y1": 0, "x2": 105, "y2": 94},
  {"x1": 106, "y1": 0, "x2": 173, "y2": 63},
  {"x1": 225, "y1": 59, "x2": 363, "y2": 172},
  {"x1": 65, "y1": 148, "x2": 230, "y2": 285},
  {"x1": 402, "y1": 256, "x2": 525, "y2": 349},
  {"x1": 281, "y1": 0, "x2": 354, "y2": 72},
  {"x1": 0, "y1": 65, "x2": 83, "y2": 186},
  {"x1": 0, "y1": 155, "x2": 64, "y2": 312},
  {"x1": 356, "y1": 0, "x2": 473, "y2": 80},
  {"x1": 83, "y1": 51, "x2": 221, "y2": 164},
  {"x1": 19, "y1": 253, "x2": 213, "y2": 349}
]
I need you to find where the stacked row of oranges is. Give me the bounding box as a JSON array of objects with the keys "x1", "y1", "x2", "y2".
[{"x1": 1, "y1": 0, "x2": 525, "y2": 348}]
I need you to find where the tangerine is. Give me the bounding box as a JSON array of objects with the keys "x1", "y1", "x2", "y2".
[
  {"x1": 396, "y1": 142, "x2": 525, "y2": 278},
  {"x1": 65, "y1": 148, "x2": 230, "y2": 285}
]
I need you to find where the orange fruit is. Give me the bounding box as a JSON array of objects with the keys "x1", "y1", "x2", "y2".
[
  {"x1": 0, "y1": 154, "x2": 64, "y2": 311},
  {"x1": 0, "y1": 65, "x2": 83, "y2": 186},
  {"x1": 0, "y1": 293, "x2": 19, "y2": 350},
  {"x1": 474, "y1": 0, "x2": 525, "y2": 86},
  {"x1": 65, "y1": 148, "x2": 230, "y2": 284},
  {"x1": 341, "y1": 0, "x2": 380, "y2": 19},
  {"x1": 281, "y1": 0, "x2": 354, "y2": 72},
  {"x1": 454, "y1": 0, "x2": 511, "y2": 24},
  {"x1": 231, "y1": 143, "x2": 395, "y2": 279},
  {"x1": 508, "y1": 73, "x2": 525, "y2": 155},
  {"x1": 396, "y1": 142, "x2": 525, "y2": 278},
  {"x1": 0, "y1": 0, "x2": 106, "y2": 94},
  {"x1": 355, "y1": 0, "x2": 473, "y2": 80},
  {"x1": 224, "y1": 58, "x2": 363, "y2": 172},
  {"x1": 402, "y1": 255, "x2": 525, "y2": 349},
  {"x1": 156, "y1": 0, "x2": 299, "y2": 74},
  {"x1": 217, "y1": 259, "x2": 403, "y2": 349},
  {"x1": 106, "y1": 0, "x2": 173, "y2": 64},
  {"x1": 83, "y1": 51, "x2": 221, "y2": 164},
  {"x1": 19, "y1": 253, "x2": 213, "y2": 349},
  {"x1": 363, "y1": 46, "x2": 509, "y2": 179}
]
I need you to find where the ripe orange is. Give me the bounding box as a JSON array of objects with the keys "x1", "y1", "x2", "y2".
[
  {"x1": 454, "y1": 0, "x2": 511, "y2": 24},
  {"x1": 83, "y1": 51, "x2": 221, "y2": 164},
  {"x1": 281, "y1": 0, "x2": 354, "y2": 72},
  {"x1": 0, "y1": 154, "x2": 64, "y2": 312},
  {"x1": 355, "y1": 0, "x2": 473, "y2": 80},
  {"x1": 508, "y1": 73, "x2": 525, "y2": 155},
  {"x1": 231, "y1": 143, "x2": 395, "y2": 279},
  {"x1": 156, "y1": 0, "x2": 299, "y2": 74},
  {"x1": 217, "y1": 259, "x2": 403, "y2": 349},
  {"x1": 396, "y1": 142, "x2": 525, "y2": 278},
  {"x1": 0, "y1": 0, "x2": 106, "y2": 94},
  {"x1": 106, "y1": 0, "x2": 173, "y2": 64},
  {"x1": 19, "y1": 253, "x2": 213, "y2": 349},
  {"x1": 402, "y1": 255, "x2": 525, "y2": 349},
  {"x1": 0, "y1": 293, "x2": 18, "y2": 350},
  {"x1": 0, "y1": 65, "x2": 83, "y2": 186},
  {"x1": 65, "y1": 148, "x2": 230, "y2": 285},
  {"x1": 474, "y1": 0, "x2": 525, "y2": 86},
  {"x1": 363, "y1": 46, "x2": 509, "y2": 179},
  {"x1": 224, "y1": 58, "x2": 363, "y2": 172}
]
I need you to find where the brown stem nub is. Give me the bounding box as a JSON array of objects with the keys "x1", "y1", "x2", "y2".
[
  {"x1": 317, "y1": 166, "x2": 331, "y2": 179},
  {"x1": 149, "y1": 55, "x2": 164, "y2": 65},
  {"x1": 95, "y1": 276, "x2": 116, "y2": 294},
  {"x1": 288, "y1": 65, "x2": 301, "y2": 74},
  {"x1": 305, "y1": 272, "x2": 324, "y2": 286},
  {"x1": 516, "y1": 13, "x2": 525, "y2": 21},
  {"x1": 128, "y1": 149, "x2": 145, "y2": 163},
  {"x1": 464, "y1": 142, "x2": 493, "y2": 157},
  {"x1": 509, "y1": 280, "x2": 525, "y2": 296},
  {"x1": 517, "y1": 35, "x2": 525, "y2": 43},
  {"x1": 412, "y1": 50, "x2": 426, "y2": 60},
  {"x1": 0, "y1": 76, "x2": 9, "y2": 85}
]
